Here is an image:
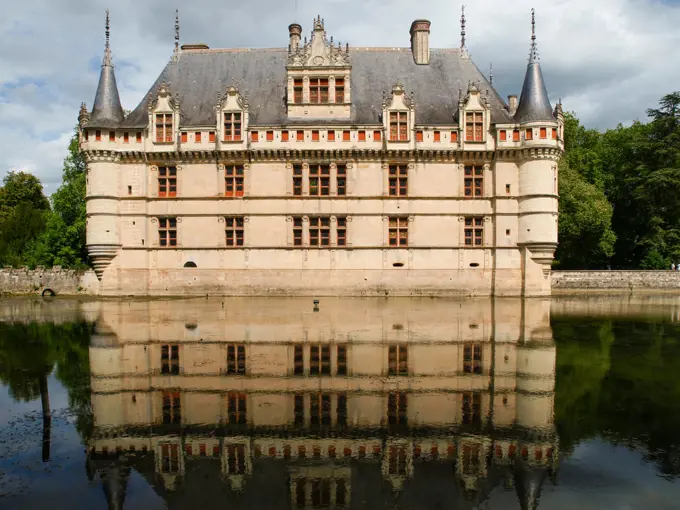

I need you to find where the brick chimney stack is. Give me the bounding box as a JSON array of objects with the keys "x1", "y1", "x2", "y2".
[
  {"x1": 410, "y1": 19, "x2": 431, "y2": 65},
  {"x1": 289, "y1": 23, "x2": 302, "y2": 51}
]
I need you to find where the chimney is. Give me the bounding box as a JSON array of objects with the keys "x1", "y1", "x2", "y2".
[
  {"x1": 409, "y1": 19, "x2": 431, "y2": 65},
  {"x1": 289, "y1": 23, "x2": 302, "y2": 51},
  {"x1": 508, "y1": 95, "x2": 518, "y2": 116}
]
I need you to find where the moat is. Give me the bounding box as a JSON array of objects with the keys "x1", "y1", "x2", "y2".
[{"x1": 1, "y1": 295, "x2": 680, "y2": 509}]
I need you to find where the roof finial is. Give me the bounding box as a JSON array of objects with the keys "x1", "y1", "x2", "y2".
[
  {"x1": 103, "y1": 9, "x2": 112, "y2": 66},
  {"x1": 172, "y1": 9, "x2": 180, "y2": 62},
  {"x1": 489, "y1": 62, "x2": 493, "y2": 86},
  {"x1": 460, "y1": 5, "x2": 467, "y2": 50},
  {"x1": 529, "y1": 8, "x2": 539, "y2": 63}
]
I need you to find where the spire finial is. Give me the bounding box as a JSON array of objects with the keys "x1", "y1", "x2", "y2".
[
  {"x1": 460, "y1": 5, "x2": 467, "y2": 51},
  {"x1": 489, "y1": 62, "x2": 493, "y2": 86},
  {"x1": 103, "y1": 9, "x2": 112, "y2": 66},
  {"x1": 172, "y1": 9, "x2": 180, "y2": 62},
  {"x1": 529, "y1": 8, "x2": 539, "y2": 63}
]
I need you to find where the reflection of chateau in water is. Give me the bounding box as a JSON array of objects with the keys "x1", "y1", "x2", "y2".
[{"x1": 87, "y1": 299, "x2": 557, "y2": 509}]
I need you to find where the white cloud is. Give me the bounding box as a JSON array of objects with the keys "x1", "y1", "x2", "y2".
[{"x1": 1, "y1": 0, "x2": 679, "y2": 190}]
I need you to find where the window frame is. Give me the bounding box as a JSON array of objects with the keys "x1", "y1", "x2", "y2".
[
  {"x1": 225, "y1": 216, "x2": 245, "y2": 247},
  {"x1": 464, "y1": 216, "x2": 485, "y2": 247},
  {"x1": 309, "y1": 77, "x2": 329, "y2": 104},
  {"x1": 158, "y1": 166, "x2": 177, "y2": 198},
  {"x1": 225, "y1": 165, "x2": 245, "y2": 198},
  {"x1": 388, "y1": 165, "x2": 408, "y2": 197},
  {"x1": 158, "y1": 217, "x2": 178, "y2": 247},
  {"x1": 388, "y1": 216, "x2": 409, "y2": 247},
  {"x1": 389, "y1": 111, "x2": 408, "y2": 141},
  {"x1": 465, "y1": 111, "x2": 484, "y2": 142},
  {"x1": 223, "y1": 112, "x2": 242, "y2": 142},
  {"x1": 155, "y1": 113, "x2": 173, "y2": 143},
  {"x1": 309, "y1": 164, "x2": 330, "y2": 196},
  {"x1": 464, "y1": 166, "x2": 484, "y2": 198}
]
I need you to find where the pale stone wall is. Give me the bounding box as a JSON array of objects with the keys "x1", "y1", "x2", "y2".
[
  {"x1": 0, "y1": 267, "x2": 98, "y2": 296},
  {"x1": 552, "y1": 270, "x2": 680, "y2": 291}
]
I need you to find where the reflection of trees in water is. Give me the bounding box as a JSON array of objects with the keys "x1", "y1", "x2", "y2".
[
  {"x1": 554, "y1": 318, "x2": 680, "y2": 478},
  {"x1": 0, "y1": 321, "x2": 94, "y2": 459}
]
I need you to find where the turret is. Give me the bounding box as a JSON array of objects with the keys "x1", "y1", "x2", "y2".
[{"x1": 88, "y1": 10, "x2": 124, "y2": 128}]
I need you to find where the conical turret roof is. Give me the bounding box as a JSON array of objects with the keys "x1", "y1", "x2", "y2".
[{"x1": 88, "y1": 10, "x2": 124, "y2": 128}]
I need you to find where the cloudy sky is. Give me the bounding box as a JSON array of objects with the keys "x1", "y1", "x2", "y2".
[{"x1": 1, "y1": 0, "x2": 679, "y2": 194}]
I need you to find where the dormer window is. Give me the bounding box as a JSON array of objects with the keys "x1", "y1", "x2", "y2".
[
  {"x1": 389, "y1": 112, "x2": 408, "y2": 141},
  {"x1": 310, "y1": 78, "x2": 329, "y2": 104},
  {"x1": 335, "y1": 78, "x2": 345, "y2": 103},
  {"x1": 465, "y1": 112, "x2": 484, "y2": 142},
  {"x1": 224, "y1": 112, "x2": 242, "y2": 142},
  {"x1": 293, "y1": 79, "x2": 303, "y2": 104},
  {"x1": 156, "y1": 114, "x2": 173, "y2": 143}
]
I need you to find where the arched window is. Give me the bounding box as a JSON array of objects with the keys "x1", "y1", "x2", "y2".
[{"x1": 183, "y1": 261, "x2": 197, "y2": 268}]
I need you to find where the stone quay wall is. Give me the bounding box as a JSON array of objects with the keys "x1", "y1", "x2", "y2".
[
  {"x1": 0, "y1": 267, "x2": 99, "y2": 296},
  {"x1": 551, "y1": 270, "x2": 680, "y2": 292}
]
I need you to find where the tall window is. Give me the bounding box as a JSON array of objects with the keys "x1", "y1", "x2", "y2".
[
  {"x1": 337, "y1": 217, "x2": 347, "y2": 247},
  {"x1": 388, "y1": 446, "x2": 408, "y2": 475},
  {"x1": 155, "y1": 113, "x2": 173, "y2": 143},
  {"x1": 226, "y1": 444, "x2": 246, "y2": 474},
  {"x1": 464, "y1": 217, "x2": 484, "y2": 246},
  {"x1": 388, "y1": 392, "x2": 408, "y2": 426},
  {"x1": 309, "y1": 78, "x2": 329, "y2": 104},
  {"x1": 335, "y1": 78, "x2": 345, "y2": 103},
  {"x1": 161, "y1": 345, "x2": 180, "y2": 374},
  {"x1": 293, "y1": 165, "x2": 303, "y2": 196},
  {"x1": 293, "y1": 344, "x2": 348, "y2": 376},
  {"x1": 225, "y1": 165, "x2": 244, "y2": 197},
  {"x1": 309, "y1": 217, "x2": 330, "y2": 247},
  {"x1": 225, "y1": 216, "x2": 244, "y2": 246},
  {"x1": 226, "y1": 344, "x2": 246, "y2": 374},
  {"x1": 462, "y1": 392, "x2": 482, "y2": 425},
  {"x1": 465, "y1": 112, "x2": 484, "y2": 142},
  {"x1": 293, "y1": 217, "x2": 303, "y2": 246},
  {"x1": 389, "y1": 112, "x2": 408, "y2": 141},
  {"x1": 463, "y1": 343, "x2": 482, "y2": 374},
  {"x1": 294, "y1": 345, "x2": 304, "y2": 375},
  {"x1": 388, "y1": 217, "x2": 408, "y2": 247},
  {"x1": 294, "y1": 478, "x2": 348, "y2": 510},
  {"x1": 293, "y1": 78, "x2": 303, "y2": 103},
  {"x1": 309, "y1": 164, "x2": 330, "y2": 196},
  {"x1": 336, "y1": 164, "x2": 346, "y2": 196},
  {"x1": 158, "y1": 166, "x2": 177, "y2": 197},
  {"x1": 388, "y1": 165, "x2": 408, "y2": 196},
  {"x1": 388, "y1": 345, "x2": 408, "y2": 376},
  {"x1": 162, "y1": 392, "x2": 181, "y2": 424},
  {"x1": 161, "y1": 443, "x2": 180, "y2": 472},
  {"x1": 158, "y1": 217, "x2": 177, "y2": 247},
  {"x1": 464, "y1": 166, "x2": 484, "y2": 198},
  {"x1": 310, "y1": 345, "x2": 332, "y2": 375},
  {"x1": 224, "y1": 112, "x2": 242, "y2": 141},
  {"x1": 462, "y1": 444, "x2": 481, "y2": 475},
  {"x1": 227, "y1": 392, "x2": 247, "y2": 424}
]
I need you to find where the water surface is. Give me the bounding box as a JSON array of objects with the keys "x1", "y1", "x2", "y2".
[{"x1": 1, "y1": 296, "x2": 680, "y2": 509}]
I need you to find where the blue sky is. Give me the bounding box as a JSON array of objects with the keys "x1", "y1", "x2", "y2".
[{"x1": 1, "y1": 0, "x2": 679, "y2": 194}]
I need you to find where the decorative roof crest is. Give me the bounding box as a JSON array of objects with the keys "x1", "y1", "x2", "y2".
[
  {"x1": 460, "y1": 5, "x2": 469, "y2": 59},
  {"x1": 216, "y1": 84, "x2": 249, "y2": 111},
  {"x1": 287, "y1": 16, "x2": 350, "y2": 68},
  {"x1": 529, "y1": 8, "x2": 539, "y2": 63},
  {"x1": 148, "y1": 82, "x2": 179, "y2": 112},
  {"x1": 172, "y1": 10, "x2": 180, "y2": 62},
  {"x1": 103, "y1": 9, "x2": 112, "y2": 66}
]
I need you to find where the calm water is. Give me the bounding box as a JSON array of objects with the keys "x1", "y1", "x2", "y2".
[{"x1": 1, "y1": 296, "x2": 680, "y2": 509}]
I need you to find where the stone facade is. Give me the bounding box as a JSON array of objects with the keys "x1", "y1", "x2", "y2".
[
  {"x1": 552, "y1": 270, "x2": 680, "y2": 291},
  {"x1": 80, "y1": 12, "x2": 563, "y2": 297}
]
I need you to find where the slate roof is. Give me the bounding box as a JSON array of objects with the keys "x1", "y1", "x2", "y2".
[
  {"x1": 88, "y1": 64, "x2": 125, "y2": 128},
  {"x1": 121, "y1": 47, "x2": 515, "y2": 129},
  {"x1": 514, "y1": 60, "x2": 555, "y2": 124}
]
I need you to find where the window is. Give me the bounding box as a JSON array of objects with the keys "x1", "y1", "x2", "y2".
[
  {"x1": 294, "y1": 345, "x2": 304, "y2": 375},
  {"x1": 335, "y1": 78, "x2": 345, "y2": 103},
  {"x1": 513, "y1": 129, "x2": 520, "y2": 142},
  {"x1": 108, "y1": 131, "x2": 115, "y2": 142},
  {"x1": 337, "y1": 217, "x2": 347, "y2": 247},
  {"x1": 293, "y1": 78, "x2": 303, "y2": 103},
  {"x1": 127, "y1": 185, "x2": 132, "y2": 195},
  {"x1": 155, "y1": 113, "x2": 173, "y2": 143},
  {"x1": 209, "y1": 131, "x2": 216, "y2": 142},
  {"x1": 195, "y1": 131, "x2": 202, "y2": 142},
  {"x1": 462, "y1": 392, "x2": 482, "y2": 425},
  {"x1": 227, "y1": 392, "x2": 247, "y2": 424},
  {"x1": 180, "y1": 132, "x2": 187, "y2": 143},
  {"x1": 465, "y1": 112, "x2": 484, "y2": 142},
  {"x1": 388, "y1": 165, "x2": 408, "y2": 197},
  {"x1": 540, "y1": 127, "x2": 547, "y2": 139},
  {"x1": 296, "y1": 130, "x2": 304, "y2": 142},
  {"x1": 464, "y1": 166, "x2": 484, "y2": 198},
  {"x1": 464, "y1": 217, "x2": 484, "y2": 246},
  {"x1": 266, "y1": 130, "x2": 274, "y2": 141},
  {"x1": 552, "y1": 128, "x2": 558, "y2": 140},
  {"x1": 226, "y1": 444, "x2": 246, "y2": 474},
  {"x1": 415, "y1": 130, "x2": 423, "y2": 142},
  {"x1": 282, "y1": 130, "x2": 289, "y2": 142},
  {"x1": 388, "y1": 392, "x2": 407, "y2": 426},
  {"x1": 224, "y1": 112, "x2": 242, "y2": 141},
  {"x1": 450, "y1": 131, "x2": 458, "y2": 143},
  {"x1": 161, "y1": 345, "x2": 180, "y2": 374},
  {"x1": 293, "y1": 165, "x2": 303, "y2": 196},
  {"x1": 525, "y1": 128, "x2": 533, "y2": 140},
  {"x1": 500, "y1": 129, "x2": 507, "y2": 141},
  {"x1": 312, "y1": 130, "x2": 320, "y2": 141},
  {"x1": 95, "y1": 130, "x2": 102, "y2": 141},
  {"x1": 123, "y1": 132, "x2": 129, "y2": 143},
  {"x1": 293, "y1": 345, "x2": 348, "y2": 375},
  {"x1": 506, "y1": 184, "x2": 511, "y2": 194},
  {"x1": 388, "y1": 217, "x2": 408, "y2": 247},
  {"x1": 434, "y1": 130, "x2": 441, "y2": 142},
  {"x1": 226, "y1": 344, "x2": 246, "y2": 374},
  {"x1": 293, "y1": 217, "x2": 303, "y2": 246},
  {"x1": 162, "y1": 392, "x2": 181, "y2": 424},
  {"x1": 337, "y1": 344, "x2": 347, "y2": 375},
  {"x1": 336, "y1": 164, "x2": 346, "y2": 196},
  {"x1": 309, "y1": 78, "x2": 329, "y2": 104},
  {"x1": 388, "y1": 446, "x2": 408, "y2": 475},
  {"x1": 158, "y1": 217, "x2": 177, "y2": 247},
  {"x1": 161, "y1": 443, "x2": 180, "y2": 471},
  {"x1": 310, "y1": 345, "x2": 331, "y2": 375},
  {"x1": 462, "y1": 444, "x2": 481, "y2": 474},
  {"x1": 463, "y1": 343, "x2": 483, "y2": 374},
  {"x1": 294, "y1": 477, "x2": 348, "y2": 510},
  {"x1": 374, "y1": 130, "x2": 382, "y2": 142},
  {"x1": 84, "y1": 130, "x2": 89, "y2": 141},
  {"x1": 251, "y1": 131, "x2": 259, "y2": 142},
  {"x1": 225, "y1": 216, "x2": 244, "y2": 246},
  {"x1": 342, "y1": 130, "x2": 350, "y2": 141},
  {"x1": 358, "y1": 130, "x2": 366, "y2": 142},
  {"x1": 388, "y1": 345, "x2": 408, "y2": 376},
  {"x1": 389, "y1": 112, "x2": 408, "y2": 141},
  {"x1": 309, "y1": 164, "x2": 330, "y2": 196},
  {"x1": 310, "y1": 393, "x2": 332, "y2": 426},
  {"x1": 133, "y1": 132, "x2": 140, "y2": 143},
  {"x1": 225, "y1": 165, "x2": 244, "y2": 197},
  {"x1": 328, "y1": 130, "x2": 336, "y2": 141},
  {"x1": 158, "y1": 166, "x2": 177, "y2": 198},
  {"x1": 309, "y1": 217, "x2": 331, "y2": 247}
]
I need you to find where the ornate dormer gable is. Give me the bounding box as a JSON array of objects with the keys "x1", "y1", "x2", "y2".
[
  {"x1": 382, "y1": 82, "x2": 415, "y2": 143},
  {"x1": 286, "y1": 16, "x2": 352, "y2": 120},
  {"x1": 459, "y1": 81, "x2": 491, "y2": 144},
  {"x1": 215, "y1": 85, "x2": 249, "y2": 146},
  {"x1": 148, "y1": 82, "x2": 180, "y2": 144}
]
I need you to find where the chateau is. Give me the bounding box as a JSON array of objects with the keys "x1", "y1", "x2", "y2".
[{"x1": 79, "y1": 10, "x2": 563, "y2": 297}]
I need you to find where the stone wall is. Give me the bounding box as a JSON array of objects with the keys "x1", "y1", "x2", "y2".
[
  {"x1": 552, "y1": 270, "x2": 680, "y2": 291},
  {"x1": 0, "y1": 267, "x2": 98, "y2": 296}
]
